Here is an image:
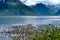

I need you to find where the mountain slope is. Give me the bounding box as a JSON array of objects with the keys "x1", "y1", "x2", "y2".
[
  {"x1": 30, "y1": 3, "x2": 55, "y2": 15},
  {"x1": 0, "y1": 0, "x2": 38, "y2": 16},
  {"x1": 55, "y1": 9, "x2": 60, "y2": 15},
  {"x1": 0, "y1": 0, "x2": 59, "y2": 16}
]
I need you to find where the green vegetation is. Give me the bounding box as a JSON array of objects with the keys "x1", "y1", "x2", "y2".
[
  {"x1": 11, "y1": 24, "x2": 60, "y2": 40},
  {"x1": 28, "y1": 27, "x2": 60, "y2": 40}
]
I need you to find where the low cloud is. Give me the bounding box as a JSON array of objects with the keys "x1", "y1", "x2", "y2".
[{"x1": 21, "y1": 0, "x2": 60, "y2": 6}]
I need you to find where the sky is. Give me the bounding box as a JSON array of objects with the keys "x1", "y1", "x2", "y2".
[{"x1": 20, "y1": 0, "x2": 60, "y2": 6}]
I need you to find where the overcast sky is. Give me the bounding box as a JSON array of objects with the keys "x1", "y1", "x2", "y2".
[{"x1": 20, "y1": 0, "x2": 60, "y2": 6}]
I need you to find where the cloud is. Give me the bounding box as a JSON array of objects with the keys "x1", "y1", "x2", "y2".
[
  {"x1": 49, "y1": 0, "x2": 60, "y2": 4},
  {"x1": 21, "y1": 0, "x2": 60, "y2": 6},
  {"x1": 25, "y1": 0, "x2": 36, "y2": 5},
  {"x1": 23, "y1": 0, "x2": 45, "y2": 6}
]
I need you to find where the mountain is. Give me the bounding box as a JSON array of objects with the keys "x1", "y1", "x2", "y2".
[
  {"x1": 55, "y1": 9, "x2": 60, "y2": 15},
  {"x1": 0, "y1": 0, "x2": 8, "y2": 10},
  {"x1": 0, "y1": 0, "x2": 38, "y2": 16},
  {"x1": 48, "y1": 5, "x2": 60, "y2": 16},
  {"x1": 30, "y1": 3, "x2": 56, "y2": 15},
  {"x1": 0, "y1": 0, "x2": 60, "y2": 16}
]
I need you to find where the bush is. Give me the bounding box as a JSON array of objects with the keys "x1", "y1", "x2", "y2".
[{"x1": 28, "y1": 27, "x2": 60, "y2": 40}]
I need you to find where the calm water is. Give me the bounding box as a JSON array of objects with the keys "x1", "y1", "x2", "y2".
[
  {"x1": 0, "y1": 16, "x2": 60, "y2": 26},
  {"x1": 0, "y1": 16, "x2": 60, "y2": 40}
]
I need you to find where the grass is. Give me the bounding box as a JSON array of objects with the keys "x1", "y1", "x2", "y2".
[
  {"x1": 28, "y1": 27, "x2": 60, "y2": 40},
  {"x1": 12, "y1": 24, "x2": 60, "y2": 40}
]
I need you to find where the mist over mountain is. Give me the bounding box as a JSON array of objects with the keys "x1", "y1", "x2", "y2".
[
  {"x1": 20, "y1": 0, "x2": 60, "y2": 15},
  {"x1": 0, "y1": 0, "x2": 60, "y2": 16},
  {"x1": 30, "y1": 3, "x2": 60, "y2": 15}
]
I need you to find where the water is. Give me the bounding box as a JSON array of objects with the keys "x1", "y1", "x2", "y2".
[
  {"x1": 0, "y1": 16, "x2": 60, "y2": 40},
  {"x1": 0, "y1": 16, "x2": 60, "y2": 26},
  {"x1": 0, "y1": 37, "x2": 12, "y2": 40}
]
